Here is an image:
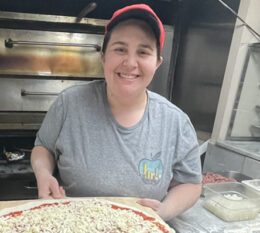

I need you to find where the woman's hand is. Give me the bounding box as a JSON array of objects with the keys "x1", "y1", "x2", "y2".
[
  {"x1": 37, "y1": 172, "x2": 66, "y2": 199},
  {"x1": 137, "y1": 198, "x2": 166, "y2": 219},
  {"x1": 31, "y1": 146, "x2": 66, "y2": 199},
  {"x1": 137, "y1": 183, "x2": 202, "y2": 221}
]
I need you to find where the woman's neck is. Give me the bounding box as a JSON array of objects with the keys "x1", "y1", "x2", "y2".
[{"x1": 106, "y1": 89, "x2": 148, "y2": 127}]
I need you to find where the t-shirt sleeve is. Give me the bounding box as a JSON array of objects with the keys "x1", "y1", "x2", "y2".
[
  {"x1": 34, "y1": 93, "x2": 65, "y2": 159},
  {"x1": 172, "y1": 117, "x2": 202, "y2": 184}
]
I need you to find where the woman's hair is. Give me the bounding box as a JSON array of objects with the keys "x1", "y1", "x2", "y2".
[{"x1": 101, "y1": 22, "x2": 161, "y2": 60}]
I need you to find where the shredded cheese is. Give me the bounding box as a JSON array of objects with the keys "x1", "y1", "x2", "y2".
[{"x1": 0, "y1": 199, "x2": 173, "y2": 233}]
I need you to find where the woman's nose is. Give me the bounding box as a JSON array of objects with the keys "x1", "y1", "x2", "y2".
[{"x1": 122, "y1": 54, "x2": 138, "y2": 67}]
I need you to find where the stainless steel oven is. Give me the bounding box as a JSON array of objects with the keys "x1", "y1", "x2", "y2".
[{"x1": 0, "y1": 11, "x2": 106, "y2": 200}]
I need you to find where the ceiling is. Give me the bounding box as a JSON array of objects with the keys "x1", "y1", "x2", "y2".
[{"x1": 0, "y1": 0, "x2": 179, "y2": 25}]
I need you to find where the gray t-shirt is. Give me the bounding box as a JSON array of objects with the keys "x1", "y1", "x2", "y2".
[{"x1": 35, "y1": 80, "x2": 202, "y2": 200}]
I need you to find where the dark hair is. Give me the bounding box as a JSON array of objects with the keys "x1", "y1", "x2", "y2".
[{"x1": 101, "y1": 22, "x2": 161, "y2": 60}]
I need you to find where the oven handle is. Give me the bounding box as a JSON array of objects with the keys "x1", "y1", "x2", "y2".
[
  {"x1": 5, "y1": 38, "x2": 101, "y2": 51},
  {"x1": 21, "y1": 89, "x2": 59, "y2": 96},
  {"x1": 24, "y1": 185, "x2": 38, "y2": 190}
]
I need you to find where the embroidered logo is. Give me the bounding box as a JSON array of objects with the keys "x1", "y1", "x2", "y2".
[{"x1": 138, "y1": 152, "x2": 163, "y2": 184}]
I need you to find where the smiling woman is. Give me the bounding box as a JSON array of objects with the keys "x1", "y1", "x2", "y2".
[{"x1": 30, "y1": 4, "x2": 202, "y2": 221}]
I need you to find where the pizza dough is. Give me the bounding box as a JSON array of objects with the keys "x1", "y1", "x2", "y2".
[{"x1": 0, "y1": 198, "x2": 174, "y2": 233}]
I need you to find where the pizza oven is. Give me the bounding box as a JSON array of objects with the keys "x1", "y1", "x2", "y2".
[
  {"x1": 0, "y1": 10, "x2": 107, "y2": 200},
  {"x1": 0, "y1": 1, "x2": 175, "y2": 200}
]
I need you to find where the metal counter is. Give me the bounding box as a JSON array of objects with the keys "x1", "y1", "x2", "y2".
[{"x1": 168, "y1": 198, "x2": 260, "y2": 233}]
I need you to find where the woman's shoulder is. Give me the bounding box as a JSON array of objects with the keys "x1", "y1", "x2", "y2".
[
  {"x1": 60, "y1": 80, "x2": 105, "y2": 97},
  {"x1": 148, "y1": 91, "x2": 196, "y2": 133},
  {"x1": 148, "y1": 90, "x2": 187, "y2": 117}
]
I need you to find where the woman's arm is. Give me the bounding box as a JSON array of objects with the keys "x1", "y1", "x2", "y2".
[
  {"x1": 138, "y1": 182, "x2": 202, "y2": 221},
  {"x1": 31, "y1": 146, "x2": 65, "y2": 199}
]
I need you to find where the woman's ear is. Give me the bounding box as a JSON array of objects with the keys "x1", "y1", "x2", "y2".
[
  {"x1": 156, "y1": 56, "x2": 163, "y2": 69},
  {"x1": 100, "y1": 51, "x2": 105, "y2": 64}
]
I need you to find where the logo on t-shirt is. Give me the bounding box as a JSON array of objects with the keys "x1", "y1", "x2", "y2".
[{"x1": 138, "y1": 153, "x2": 163, "y2": 184}]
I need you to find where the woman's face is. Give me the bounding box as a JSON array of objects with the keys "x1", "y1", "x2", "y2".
[{"x1": 102, "y1": 20, "x2": 162, "y2": 100}]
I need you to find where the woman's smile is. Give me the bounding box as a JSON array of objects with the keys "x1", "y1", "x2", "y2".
[{"x1": 116, "y1": 72, "x2": 139, "y2": 80}]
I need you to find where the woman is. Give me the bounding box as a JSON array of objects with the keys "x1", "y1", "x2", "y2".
[{"x1": 31, "y1": 4, "x2": 202, "y2": 221}]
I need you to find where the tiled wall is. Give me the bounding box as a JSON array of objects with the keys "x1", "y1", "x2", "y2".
[
  {"x1": 231, "y1": 47, "x2": 260, "y2": 137},
  {"x1": 203, "y1": 142, "x2": 260, "y2": 178}
]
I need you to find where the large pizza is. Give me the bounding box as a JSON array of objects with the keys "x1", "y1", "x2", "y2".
[{"x1": 0, "y1": 198, "x2": 175, "y2": 233}]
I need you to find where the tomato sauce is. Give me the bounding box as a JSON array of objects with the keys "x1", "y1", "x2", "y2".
[
  {"x1": 4, "y1": 201, "x2": 70, "y2": 218},
  {"x1": 111, "y1": 204, "x2": 170, "y2": 233}
]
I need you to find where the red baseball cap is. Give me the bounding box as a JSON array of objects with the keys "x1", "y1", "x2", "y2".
[{"x1": 106, "y1": 4, "x2": 165, "y2": 52}]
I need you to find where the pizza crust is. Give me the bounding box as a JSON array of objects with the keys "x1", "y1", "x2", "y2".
[{"x1": 0, "y1": 198, "x2": 175, "y2": 233}]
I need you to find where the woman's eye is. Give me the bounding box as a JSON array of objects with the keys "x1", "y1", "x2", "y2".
[
  {"x1": 114, "y1": 47, "x2": 126, "y2": 53},
  {"x1": 139, "y1": 50, "x2": 150, "y2": 56}
]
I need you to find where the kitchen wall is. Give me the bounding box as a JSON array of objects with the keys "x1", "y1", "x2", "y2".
[
  {"x1": 212, "y1": 0, "x2": 260, "y2": 141},
  {"x1": 204, "y1": 0, "x2": 260, "y2": 178},
  {"x1": 230, "y1": 45, "x2": 260, "y2": 138},
  {"x1": 171, "y1": 0, "x2": 240, "y2": 139}
]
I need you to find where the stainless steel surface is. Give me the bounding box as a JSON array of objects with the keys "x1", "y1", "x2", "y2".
[
  {"x1": 0, "y1": 78, "x2": 87, "y2": 111},
  {"x1": 0, "y1": 112, "x2": 46, "y2": 130},
  {"x1": 148, "y1": 25, "x2": 174, "y2": 99},
  {"x1": 0, "y1": 78, "x2": 87, "y2": 129},
  {"x1": 227, "y1": 43, "x2": 260, "y2": 140},
  {"x1": 169, "y1": 198, "x2": 260, "y2": 233},
  {"x1": 217, "y1": 171, "x2": 253, "y2": 182},
  {"x1": 204, "y1": 141, "x2": 260, "y2": 180},
  {"x1": 5, "y1": 38, "x2": 101, "y2": 51},
  {"x1": 172, "y1": 0, "x2": 240, "y2": 133},
  {"x1": 0, "y1": 28, "x2": 104, "y2": 78},
  {"x1": 0, "y1": 10, "x2": 107, "y2": 26},
  {"x1": 21, "y1": 90, "x2": 59, "y2": 96}
]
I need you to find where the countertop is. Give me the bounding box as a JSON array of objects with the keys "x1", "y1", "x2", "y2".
[
  {"x1": 168, "y1": 198, "x2": 260, "y2": 233},
  {"x1": 217, "y1": 140, "x2": 260, "y2": 161},
  {"x1": 1, "y1": 197, "x2": 260, "y2": 232}
]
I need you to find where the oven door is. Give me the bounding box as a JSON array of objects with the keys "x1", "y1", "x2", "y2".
[
  {"x1": 0, "y1": 173, "x2": 38, "y2": 200},
  {"x1": 0, "y1": 78, "x2": 88, "y2": 130}
]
